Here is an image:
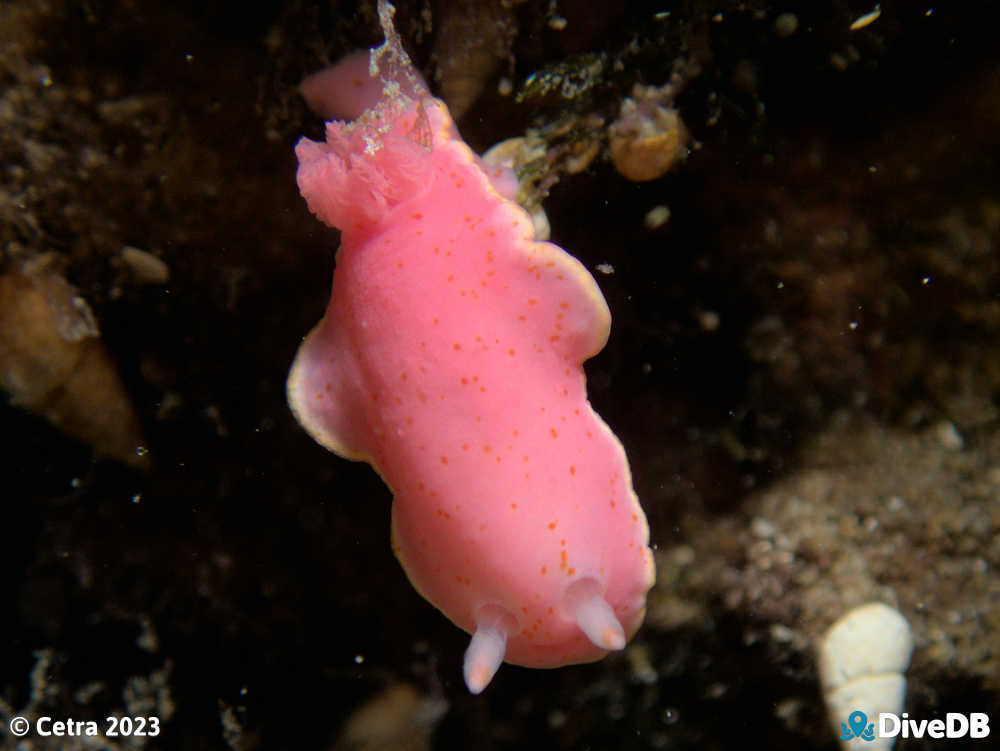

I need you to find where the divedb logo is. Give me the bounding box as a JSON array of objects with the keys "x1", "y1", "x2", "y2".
[{"x1": 841, "y1": 710, "x2": 991, "y2": 741}]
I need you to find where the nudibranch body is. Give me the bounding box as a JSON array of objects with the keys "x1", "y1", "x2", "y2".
[{"x1": 288, "y1": 1, "x2": 655, "y2": 693}]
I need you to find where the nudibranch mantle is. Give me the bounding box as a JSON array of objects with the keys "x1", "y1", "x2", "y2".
[{"x1": 288, "y1": 0, "x2": 655, "y2": 693}]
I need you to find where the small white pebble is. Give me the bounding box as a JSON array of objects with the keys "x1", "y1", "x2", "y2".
[
  {"x1": 935, "y1": 420, "x2": 964, "y2": 451},
  {"x1": 751, "y1": 517, "x2": 776, "y2": 539},
  {"x1": 770, "y1": 623, "x2": 795, "y2": 643},
  {"x1": 850, "y1": 5, "x2": 882, "y2": 31},
  {"x1": 121, "y1": 245, "x2": 170, "y2": 284},
  {"x1": 595, "y1": 263, "x2": 615, "y2": 275},
  {"x1": 644, "y1": 204, "x2": 671, "y2": 229}
]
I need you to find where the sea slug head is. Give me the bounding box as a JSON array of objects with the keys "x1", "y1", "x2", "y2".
[{"x1": 294, "y1": 1, "x2": 443, "y2": 236}]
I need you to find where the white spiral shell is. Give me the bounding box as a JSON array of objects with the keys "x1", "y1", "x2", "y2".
[{"x1": 817, "y1": 602, "x2": 913, "y2": 751}]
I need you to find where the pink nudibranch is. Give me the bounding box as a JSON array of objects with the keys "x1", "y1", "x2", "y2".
[{"x1": 287, "y1": 1, "x2": 655, "y2": 693}]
